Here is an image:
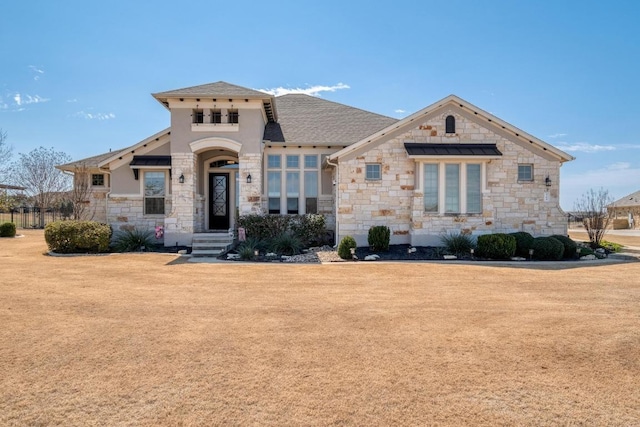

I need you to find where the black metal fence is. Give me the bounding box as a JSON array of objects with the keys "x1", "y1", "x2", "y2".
[{"x1": 0, "y1": 207, "x2": 68, "y2": 229}]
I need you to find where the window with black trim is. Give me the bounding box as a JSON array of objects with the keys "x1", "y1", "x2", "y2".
[
  {"x1": 91, "y1": 174, "x2": 105, "y2": 186},
  {"x1": 518, "y1": 164, "x2": 534, "y2": 181},
  {"x1": 445, "y1": 115, "x2": 456, "y2": 133},
  {"x1": 228, "y1": 109, "x2": 239, "y2": 124},
  {"x1": 144, "y1": 171, "x2": 165, "y2": 215},
  {"x1": 193, "y1": 109, "x2": 204, "y2": 124},
  {"x1": 211, "y1": 109, "x2": 222, "y2": 123}
]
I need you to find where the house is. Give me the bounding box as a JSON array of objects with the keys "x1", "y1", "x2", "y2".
[
  {"x1": 607, "y1": 190, "x2": 640, "y2": 229},
  {"x1": 57, "y1": 81, "x2": 574, "y2": 248}
]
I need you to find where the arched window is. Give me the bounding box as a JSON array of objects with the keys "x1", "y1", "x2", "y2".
[{"x1": 445, "y1": 115, "x2": 456, "y2": 134}]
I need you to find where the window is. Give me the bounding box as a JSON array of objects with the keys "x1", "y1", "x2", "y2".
[
  {"x1": 366, "y1": 164, "x2": 381, "y2": 180},
  {"x1": 286, "y1": 155, "x2": 299, "y2": 169},
  {"x1": 445, "y1": 115, "x2": 456, "y2": 134},
  {"x1": 445, "y1": 164, "x2": 460, "y2": 213},
  {"x1": 267, "y1": 154, "x2": 281, "y2": 169},
  {"x1": 423, "y1": 164, "x2": 438, "y2": 212},
  {"x1": 466, "y1": 164, "x2": 482, "y2": 213},
  {"x1": 91, "y1": 174, "x2": 105, "y2": 186},
  {"x1": 423, "y1": 163, "x2": 483, "y2": 214},
  {"x1": 305, "y1": 171, "x2": 318, "y2": 213},
  {"x1": 193, "y1": 109, "x2": 204, "y2": 124},
  {"x1": 211, "y1": 109, "x2": 222, "y2": 124},
  {"x1": 286, "y1": 172, "x2": 299, "y2": 214},
  {"x1": 267, "y1": 171, "x2": 281, "y2": 214},
  {"x1": 144, "y1": 171, "x2": 165, "y2": 215},
  {"x1": 518, "y1": 164, "x2": 533, "y2": 181},
  {"x1": 304, "y1": 155, "x2": 318, "y2": 169},
  {"x1": 228, "y1": 109, "x2": 239, "y2": 124}
]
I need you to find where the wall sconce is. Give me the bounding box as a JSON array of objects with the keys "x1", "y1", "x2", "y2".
[
  {"x1": 179, "y1": 174, "x2": 185, "y2": 184},
  {"x1": 246, "y1": 174, "x2": 252, "y2": 184},
  {"x1": 545, "y1": 176, "x2": 552, "y2": 187}
]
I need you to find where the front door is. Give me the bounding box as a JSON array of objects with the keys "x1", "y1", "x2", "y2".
[{"x1": 209, "y1": 172, "x2": 230, "y2": 230}]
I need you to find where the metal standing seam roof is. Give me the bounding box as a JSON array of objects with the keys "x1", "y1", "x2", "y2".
[
  {"x1": 264, "y1": 94, "x2": 398, "y2": 145},
  {"x1": 129, "y1": 155, "x2": 172, "y2": 167},
  {"x1": 404, "y1": 143, "x2": 503, "y2": 156}
]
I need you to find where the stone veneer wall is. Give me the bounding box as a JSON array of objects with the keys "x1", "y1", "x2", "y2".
[
  {"x1": 107, "y1": 196, "x2": 171, "y2": 243},
  {"x1": 239, "y1": 153, "x2": 264, "y2": 215},
  {"x1": 88, "y1": 189, "x2": 108, "y2": 223},
  {"x1": 337, "y1": 111, "x2": 567, "y2": 246},
  {"x1": 163, "y1": 153, "x2": 197, "y2": 246}
]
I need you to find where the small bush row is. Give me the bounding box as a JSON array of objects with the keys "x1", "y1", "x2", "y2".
[
  {"x1": 237, "y1": 214, "x2": 329, "y2": 247},
  {"x1": 0, "y1": 222, "x2": 17, "y2": 237}
]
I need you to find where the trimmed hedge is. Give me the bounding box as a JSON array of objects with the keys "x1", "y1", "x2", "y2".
[
  {"x1": 531, "y1": 236, "x2": 564, "y2": 261},
  {"x1": 368, "y1": 225, "x2": 390, "y2": 252},
  {"x1": 44, "y1": 220, "x2": 112, "y2": 253},
  {"x1": 338, "y1": 236, "x2": 357, "y2": 260},
  {"x1": 0, "y1": 222, "x2": 17, "y2": 237},
  {"x1": 551, "y1": 234, "x2": 578, "y2": 259},
  {"x1": 477, "y1": 233, "x2": 516, "y2": 260},
  {"x1": 509, "y1": 231, "x2": 534, "y2": 258},
  {"x1": 237, "y1": 214, "x2": 327, "y2": 247}
]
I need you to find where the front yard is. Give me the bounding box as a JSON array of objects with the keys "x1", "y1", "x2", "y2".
[{"x1": 1, "y1": 230, "x2": 639, "y2": 425}]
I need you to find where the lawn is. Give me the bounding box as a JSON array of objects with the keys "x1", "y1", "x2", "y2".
[{"x1": 1, "y1": 230, "x2": 639, "y2": 426}]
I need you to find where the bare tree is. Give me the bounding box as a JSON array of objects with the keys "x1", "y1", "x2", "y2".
[
  {"x1": 0, "y1": 129, "x2": 12, "y2": 181},
  {"x1": 11, "y1": 147, "x2": 72, "y2": 211},
  {"x1": 573, "y1": 188, "x2": 614, "y2": 247},
  {"x1": 68, "y1": 164, "x2": 95, "y2": 220}
]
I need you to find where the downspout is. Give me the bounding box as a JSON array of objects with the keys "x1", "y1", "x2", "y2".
[
  {"x1": 326, "y1": 156, "x2": 339, "y2": 247},
  {"x1": 99, "y1": 168, "x2": 112, "y2": 224}
]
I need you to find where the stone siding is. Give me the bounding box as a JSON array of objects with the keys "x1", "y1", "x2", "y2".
[
  {"x1": 337, "y1": 110, "x2": 567, "y2": 246},
  {"x1": 107, "y1": 196, "x2": 171, "y2": 244}
]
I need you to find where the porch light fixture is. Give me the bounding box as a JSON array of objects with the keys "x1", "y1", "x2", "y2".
[
  {"x1": 179, "y1": 174, "x2": 185, "y2": 184},
  {"x1": 545, "y1": 176, "x2": 552, "y2": 187},
  {"x1": 529, "y1": 248, "x2": 534, "y2": 260},
  {"x1": 246, "y1": 174, "x2": 252, "y2": 184}
]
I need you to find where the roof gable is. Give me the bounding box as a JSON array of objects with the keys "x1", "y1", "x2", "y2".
[
  {"x1": 152, "y1": 81, "x2": 271, "y2": 99},
  {"x1": 609, "y1": 190, "x2": 640, "y2": 208},
  {"x1": 264, "y1": 94, "x2": 397, "y2": 145},
  {"x1": 329, "y1": 95, "x2": 575, "y2": 163}
]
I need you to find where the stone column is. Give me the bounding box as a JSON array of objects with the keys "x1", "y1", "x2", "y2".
[
  {"x1": 239, "y1": 153, "x2": 263, "y2": 215},
  {"x1": 165, "y1": 152, "x2": 197, "y2": 246}
]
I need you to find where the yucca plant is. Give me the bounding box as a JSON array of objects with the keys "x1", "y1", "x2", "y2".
[
  {"x1": 439, "y1": 232, "x2": 475, "y2": 256},
  {"x1": 270, "y1": 232, "x2": 303, "y2": 256},
  {"x1": 112, "y1": 228, "x2": 157, "y2": 252}
]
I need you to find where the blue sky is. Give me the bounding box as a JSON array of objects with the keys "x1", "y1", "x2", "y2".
[{"x1": 1, "y1": 0, "x2": 639, "y2": 209}]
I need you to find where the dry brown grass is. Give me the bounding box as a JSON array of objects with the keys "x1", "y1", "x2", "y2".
[{"x1": 1, "y1": 230, "x2": 639, "y2": 426}]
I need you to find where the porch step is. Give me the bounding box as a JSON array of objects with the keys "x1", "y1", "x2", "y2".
[{"x1": 190, "y1": 232, "x2": 234, "y2": 258}]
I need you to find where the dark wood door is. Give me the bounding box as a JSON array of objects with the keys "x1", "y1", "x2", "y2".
[{"x1": 209, "y1": 173, "x2": 230, "y2": 230}]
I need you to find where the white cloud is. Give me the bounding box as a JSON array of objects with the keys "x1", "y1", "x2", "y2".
[
  {"x1": 548, "y1": 133, "x2": 567, "y2": 138},
  {"x1": 607, "y1": 162, "x2": 631, "y2": 171},
  {"x1": 72, "y1": 111, "x2": 116, "y2": 120},
  {"x1": 555, "y1": 142, "x2": 616, "y2": 153},
  {"x1": 28, "y1": 65, "x2": 44, "y2": 81},
  {"x1": 13, "y1": 93, "x2": 50, "y2": 106},
  {"x1": 257, "y1": 83, "x2": 350, "y2": 97},
  {"x1": 66, "y1": 99, "x2": 78, "y2": 103},
  {"x1": 395, "y1": 109, "x2": 406, "y2": 113}
]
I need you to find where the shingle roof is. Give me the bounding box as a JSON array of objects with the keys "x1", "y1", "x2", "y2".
[
  {"x1": 264, "y1": 94, "x2": 398, "y2": 145},
  {"x1": 152, "y1": 81, "x2": 271, "y2": 99},
  {"x1": 404, "y1": 143, "x2": 503, "y2": 157},
  {"x1": 57, "y1": 149, "x2": 128, "y2": 171},
  {"x1": 609, "y1": 190, "x2": 640, "y2": 208}
]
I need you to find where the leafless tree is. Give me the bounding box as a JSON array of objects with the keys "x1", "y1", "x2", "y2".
[
  {"x1": 0, "y1": 129, "x2": 12, "y2": 181},
  {"x1": 11, "y1": 147, "x2": 72, "y2": 212},
  {"x1": 573, "y1": 188, "x2": 614, "y2": 247},
  {"x1": 68, "y1": 164, "x2": 95, "y2": 220}
]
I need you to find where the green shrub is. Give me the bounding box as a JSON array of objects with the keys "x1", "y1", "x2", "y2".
[
  {"x1": 338, "y1": 236, "x2": 357, "y2": 260},
  {"x1": 112, "y1": 228, "x2": 157, "y2": 252},
  {"x1": 551, "y1": 234, "x2": 578, "y2": 259},
  {"x1": 600, "y1": 240, "x2": 623, "y2": 253},
  {"x1": 238, "y1": 244, "x2": 257, "y2": 260},
  {"x1": 531, "y1": 237, "x2": 564, "y2": 260},
  {"x1": 368, "y1": 225, "x2": 390, "y2": 252},
  {"x1": 509, "y1": 232, "x2": 534, "y2": 258},
  {"x1": 238, "y1": 214, "x2": 328, "y2": 246},
  {"x1": 270, "y1": 232, "x2": 303, "y2": 256},
  {"x1": 0, "y1": 222, "x2": 17, "y2": 237},
  {"x1": 289, "y1": 214, "x2": 327, "y2": 246},
  {"x1": 476, "y1": 233, "x2": 516, "y2": 260},
  {"x1": 577, "y1": 246, "x2": 595, "y2": 257},
  {"x1": 44, "y1": 220, "x2": 112, "y2": 253},
  {"x1": 440, "y1": 232, "x2": 475, "y2": 256}
]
